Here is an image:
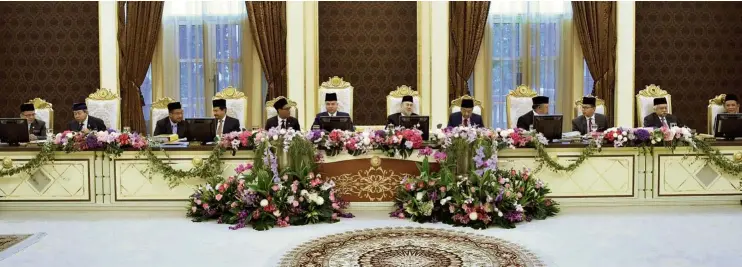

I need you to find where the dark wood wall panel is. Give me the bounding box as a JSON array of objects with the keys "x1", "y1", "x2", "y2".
[
  {"x1": 318, "y1": 1, "x2": 417, "y2": 125},
  {"x1": 0, "y1": 2, "x2": 100, "y2": 132},
  {"x1": 635, "y1": 1, "x2": 742, "y2": 130}
]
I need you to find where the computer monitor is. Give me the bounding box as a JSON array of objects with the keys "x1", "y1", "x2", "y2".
[
  {"x1": 185, "y1": 118, "x2": 216, "y2": 144},
  {"x1": 318, "y1": 116, "x2": 353, "y2": 132},
  {"x1": 0, "y1": 118, "x2": 30, "y2": 145},
  {"x1": 533, "y1": 114, "x2": 563, "y2": 142},
  {"x1": 714, "y1": 113, "x2": 742, "y2": 140},
  {"x1": 399, "y1": 115, "x2": 430, "y2": 140}
]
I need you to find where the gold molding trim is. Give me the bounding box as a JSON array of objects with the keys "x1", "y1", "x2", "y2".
[
  {"x1": 449, "y1": 95, "x2": 482, "y2": 113},
  {"x1": 637, "y1": 84, "x2": 669, "y2": 97},
  {"x1": 87, "y1": 88, "x2": 120, "y2": 100},
  {"x1": 506, "y1": 85, "x2": 537, "y2": 98},
  {"x1": 214, "y1": 86, "x2": 246, "y2": 100},
  {"x1": 27, "y1": 98, "x2": 53, "y2": 109},
  {"x1": 151, "y1": 97, "x2": 177, "y2": 109},
  {"x1": 709, "y1": 94, "x2": 727, "y2": 105},
  {"x1": 388, "y1": 85, "x2": 419, "y2": 98},
  {"x1": 370, "y1": 156, "x2": 381, "y2": 167},
  {"x1": 319, "y1": 76, "x2": 351, "y2": 89}
]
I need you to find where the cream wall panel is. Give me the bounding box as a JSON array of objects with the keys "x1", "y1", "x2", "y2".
[
  {"x1": 98, "y1": 1, "x2": 119, "y2": 94},
  {"x1": 615, "y1": 1, "x2": 636, "y2": 127},
  {"x1": 655, "y1": 154, "x2": 742, "y2": 196},
  {"x1": 286, "y1": 1, "x2": 307, "y2": 128},
  {"x1": 0, "y1": 153, "x2": 93, "y2": 201}
]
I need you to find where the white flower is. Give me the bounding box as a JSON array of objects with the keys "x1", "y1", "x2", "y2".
[
  {"x1": 205, "y1": 184, "x2": 213, "y2": 191},
  {"x1": 279, "y1": 129, "x2": 286, "y2": 135},
  {"x1": 436, "y1": 132, "x2": 446, "y2": 139},
  {"x1": 272, "y1": 135, "x2": 279, "y2": 141},
  {"x1": 362, "y1": 131, "x2": 370, "y2": 138},
  {"x1": 651, "y1": 140, "x2": 656, "y2": 144},
  {"x1": 315, "y1": 197, "x2": 325, "y2": 205},
  {"x1": 497, "y1": 211, "x2": 503, "y2": 217},
  {"x1": 260, "y1": 199, "x2": 268, "y2": 207},
  {"x1": 440, "y1": 196, "x2": 451, "y2": 205},
  {"x1": 454, "y1": 133, "x2": 460, "y2": 138},
  {"x1": 495, "y1": 128, "x2": 502, "y2": 132},
  {"x1": 65, "y1": 132, "x2": 73, "y2": 138},
  {"x1": 499, "y1": 130, "x2": 511, "y2": 138},
  {"x1": 469, "y1": 212, "x2": 478, "y2": 220},
  {"x1": 286, "y1": 195, "x2": 295, "y2": 204},
  {"x1": 415, "y1": 192, "x2": 425, "y2": 201},
  {"x1": 300, "y1": 189, "x2": 308, "y2": 196},
  {"x1": 273, "y1": 210, "x2": 281, "y2": 217},
  {"x1": 515, "y1": 203, "x2": 524, "y2": 212},
  {"x1": 363, "y1": 137, "x2": 371, "y2": 145},
  {"x1": 612, "y1": 133, "x2": 618, "y2": 138},
  {"x1": 231, "y1": 139, "x2": 240, "y2": 147}
]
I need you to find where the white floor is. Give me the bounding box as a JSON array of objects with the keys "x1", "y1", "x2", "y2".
[{"x1": 0, "y1": 206, "x2": 741, "y2": 267}]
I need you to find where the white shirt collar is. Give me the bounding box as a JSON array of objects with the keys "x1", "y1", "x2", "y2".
[{"x1": 82, "y1": 116, "x2": 89, "y2": 128}]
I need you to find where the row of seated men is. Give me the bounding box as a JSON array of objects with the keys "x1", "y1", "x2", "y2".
[{"x1": 18, "y1": 92, "x2": 741, "y2": 141}]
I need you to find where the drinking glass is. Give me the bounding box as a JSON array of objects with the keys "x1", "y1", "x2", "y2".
[{"x1": 590, "y1": 123, "x2": 598, "y2": 133}]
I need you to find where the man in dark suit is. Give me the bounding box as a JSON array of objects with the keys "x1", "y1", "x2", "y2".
[
  {"x1": 212, "y1": 99, "x2": 241, "y2": 136},
  {"x1": 153, "y1": 102, "x2": 188, "y2": 138},
  {"x1": 265, "y1": 97, "x2": 301, "y2": 131},
  {"x1": 516, "y1": 96, "x2": 549, "y2": 130},
  {"x1": 643, "y1": 97, "x2": 682, "y2": 128},
  {"x1": 723, "y1": 94, "x2": 739, "y2": 114},
  {"x1": 572, "y1": 96, "x2": 609, "y2": 134},
  {"x1": 66, "y1": 102, "x2": 107, "y2": 132},
  {"x1": 20, "y1": 103, "x2": 47, "y2": 141},
  {"x1": 387, "y1": 95, "x2": 418, "y2": 127},
  {"x1": 311, "y1": 93, "x2": 355, "y2": 131},
  {"x1": 447, "y1": 99, "x2": 484, "y2": 128}
]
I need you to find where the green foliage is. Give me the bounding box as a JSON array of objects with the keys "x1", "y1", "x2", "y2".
[
  {"x1": 0, "y1": 142, "x2": 56, "y2": 178},
  {"x1": 138, "y1": 146, "x2": 226, "y2": 188}
]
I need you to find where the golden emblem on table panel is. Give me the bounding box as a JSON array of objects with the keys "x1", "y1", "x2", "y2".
[
  {"x1": 734, "y1": 151, "x2": 742, "y2": 162},
  {"x1": 370, "y1": 156, "x2": 381, "y2": 167},
  {"x1": 328, "y1": 166, "x2": 411, "y2": 202},
  {"x1": 192, "y1": 157, "x2": 204, "y2": 167},
  {"x1": 2, "y1": 157, "x2": 12, "y2": 169}
]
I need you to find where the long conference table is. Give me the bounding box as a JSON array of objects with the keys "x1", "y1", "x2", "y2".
[{"x1": 1, "y1": 141, "x2": 741, "y2": 211}]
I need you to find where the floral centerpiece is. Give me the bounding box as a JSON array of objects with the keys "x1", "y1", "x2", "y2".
[
  {"x1": 598, "y1": 126, "x2": 694, "y2": 153},
  {"x1": 53, "y1": 129, "x2": 147, "y2": 157},
  {"x1": 323, "y1": 129, "x2": 347, "y2": 156},
  {"x1": 187, "y1": 162, "x2": 353, "y2": 231},
  {"x1": 375, "y1": 127, "x2": 423, "y2": 159},
  {"x1": 219, "y1": 130, "x2": 255, "y2": 154}
]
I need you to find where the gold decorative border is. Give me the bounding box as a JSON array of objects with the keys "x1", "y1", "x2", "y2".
[{"x1": 87, "y1": 88, "x2": 119, "y2": 100}]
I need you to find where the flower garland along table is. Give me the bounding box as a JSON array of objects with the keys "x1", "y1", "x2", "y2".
[{"x1": 0, "y1": 126, "x2": 741, "y2": 211}]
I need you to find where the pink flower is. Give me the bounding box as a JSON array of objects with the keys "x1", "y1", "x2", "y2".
[
  {"x1": 329, "y1": 191, "x2": 336, "y2": 202},
  {"x1": 227, "y1": 176, "x2": 235, "y2": 183},
  {"x1": 397, "y1": 213, "x2": 405, "y2": 219},
  {"x1": 272, "y1": 184, "x2": 280, "y2": 191},
  {"x1": 299, "y1": 197, "x2": 304, "y2": 202},
  {"x1": 470, "y1": 187, "x2": 476, "y2": 193},
  {"x1": 510, "y1": 169, "x2": 517, "y2": 176},
  {"x1": 291, "y1": 181, "x2": 299, "y2": 193},
  {"x1": 202, "y1": 203, "x2": 209, "y2": 209},
  {"x1": 332, "y1": 203, "x2": 340, "y2": 209},
  {"x1": 505, "y1": 183, "x2": 511, "y2": 189},
  {"x1": 223, "y1": 183, "x2": 230, "y2": 190},
  {"x1": 230, "y1": 202, "x2": 238, "y2": 208},
  {"x1": 505, "y1": 191, "x2": 511, "y2": 197},
  {"x1": 215, "y1": 194, "x2": 223, "y2": 201},
  {"x1": 191, "y1": 206, "x2": 197, "y2": 212},
  {"x1": 332, "y1": 213, "x2": 338, "y2": 220},
  {"x1": 405, "y1": 183, "x2": 415, "y2": 191},
  {"x1": 309, "y1": 172, "x2": 315, "y2": 179},
  {"x1": 195, "y1": 199, "x2": 202, "y2": 205},
  {"x1": 516, "y1": 192, "x2": 522, "y2": 199},
  {"x1": 439, "y1": 186, "x2": 446, "y2": 192},
  {"x1": 292, "y1": 201, "x2": 299, "y2": 207},
  {"x1": 282, "y1": 174, "x2": 288, "y2": 181}
]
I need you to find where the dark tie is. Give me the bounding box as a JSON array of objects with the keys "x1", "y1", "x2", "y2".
[
  {"x1": 281, "y1": 119, "x2": 287, "y2": 129},
  {"x1": 79, "y1": 123, "x2": 84, "y2": 131},
  {"x1": 661, "y1": 117, "x2": 668, "y2": 128},
  {"x1": 463, "y1": 118, "x2": 469, "y2": 127},
  {"x1": 588, "y1": 118, "x2": 593, "y2": 132}
]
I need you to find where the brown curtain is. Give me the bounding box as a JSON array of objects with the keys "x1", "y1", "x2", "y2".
[
  {"x1": 448, "y1": 1, "x2": 490, "y2": 101},
  {"x1": 246, "y1": 1, "x2": 287, "y2": 102},
  {"x1": 118, "y1": 1, "x2": 163, "y2": 133},
  {"x1": 572, "y1": 2, "x2": 617, "y2": 124}
]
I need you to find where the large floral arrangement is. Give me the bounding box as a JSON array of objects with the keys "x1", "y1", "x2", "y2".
[
  {"x1": 53, "y1": 129, "x2": 147, "y2": 157},
  {"x1": 187, "y1": 162, "x2": 353, "y2": 231},
  {"x1": 390, "y1": 153, "x2": 558, "y2": 229},
  {"x1": 374, "y1": 127, "x2": 424, "y2": 159}
]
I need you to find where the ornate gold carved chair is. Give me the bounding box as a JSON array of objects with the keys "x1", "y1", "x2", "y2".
[
  {"x1": 636, "y1": 84, "x2": 672, "y2": 125},
  {"x1": 573, "y1": 95, "x2": 607, "y2": 117},
  {"x1": 505, "y1": 85, "x2": 537, "y2": 129},
  {"x1": 265, "y1": 96, "x2": 299, "y2": 120},
  {"x1": 386, "y1": 85, "x2": 421, "y2": 116},
  {"x1": 150, "y1": 97, "x2": 176, "y2": 135},
  {"x1": 318, "y1": 76, "x2": 354, "y2": 118},
  {"x1": 214, "y1": 86, "x2": 248, "y2": 130},
  {"x1": 708, "y1": 94, "x2": 727, "y2": 134},
  {"x1": 86, "y1": 88, "x2": 120, "y2": 130},
  {"x1": 26, "y1": 98, "x2": 54, "y2": 130},
  {"x1": 450, "y1": 95, "x2": 483, "y2": 115}
]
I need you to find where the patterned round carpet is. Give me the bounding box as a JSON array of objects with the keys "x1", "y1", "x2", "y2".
[{"x1": 278, "y1": 227, "x2": 544, "y2": 267}]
